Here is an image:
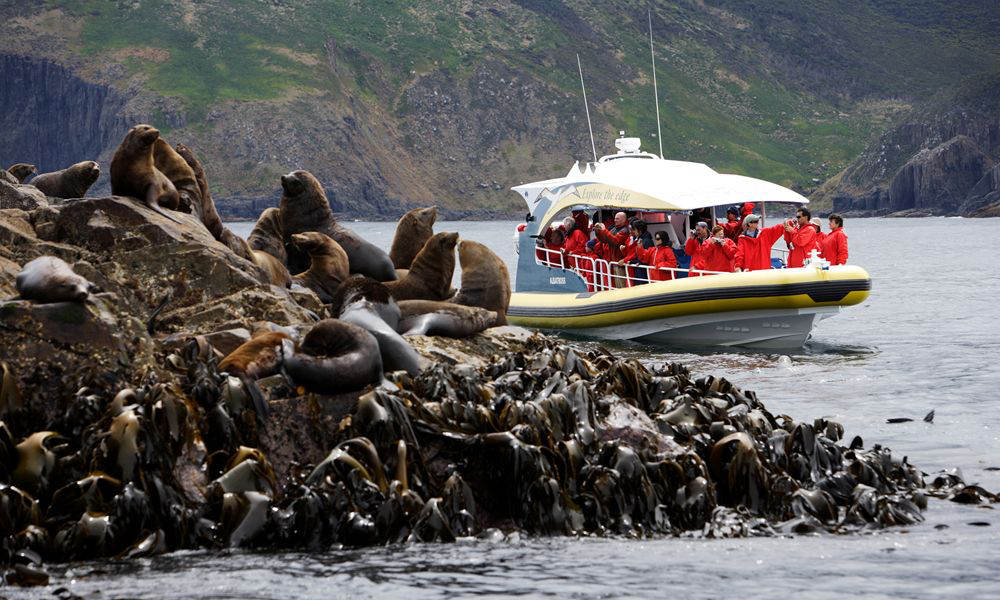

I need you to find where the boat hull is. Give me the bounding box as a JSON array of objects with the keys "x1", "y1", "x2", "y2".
[{"x1": 507, "y1": 266, "x2": 870, "y2": 349}]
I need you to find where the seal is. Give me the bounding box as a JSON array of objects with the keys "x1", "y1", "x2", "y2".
[
  {"x1": 396, "y1": 300, "x2": 498, "y2": 337},
  {"x1": 278, "y1": 170, "x2": 396, "y2": 281},
  {"x1": 30, "y1": 161, "x2": 101, "y2": 199},
  {"x1": 0, "y1": 170, "x2": 17, "y2": 185},
  {"x1": 290, "y1": 231, "x2": 349, "y2": 303},
  {"x1": 173, "y1": 143, "x2": 257, "y2": 262},
  {"x1": 218, "y1": 331, "x2": 290, "y2": 379},
  {"x1": 253, "y1": 250, "x2": 292, "y2": 288},
  {"x1": 282, "y1": 319, "x2": 383, "y2": 394},
  {"x1": 389, "y1": 206, "x2": 437, "y2": 269},
  {"x1": 15, "y1": 256, "x2": 96, "y2": 304},
  {"x1": 109, "y1": 124, "x2": 182, "y2": 223},
  {"x1": 385, "y1": 232, "x2": 458, "y2": 302},
  {"x1": 6, "y1": 163, "x2": 37, "y2": 183},
  {"x1": 153, "y1": 138, "x2": 198, "y2": 213},
  {"x1": 450, "y1": 240, "x2": 511, "y2": 325},
  {"x1": 247, "y1": 207, "x2": 287, "y2": 264},
  {"x1": 332, "y1": 276, "x2": 424, "y2": 376}
]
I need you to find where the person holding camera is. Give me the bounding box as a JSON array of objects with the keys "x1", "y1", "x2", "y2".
[
  {"x1": 684, "y1": 221, "x2": 710, "y2": 276},
  {"x1": 783, "y1": 207, "x2": 820, "y2": 268},
  {"x1": 699, "y1": 225, "x2": 737, "y2": 274}
]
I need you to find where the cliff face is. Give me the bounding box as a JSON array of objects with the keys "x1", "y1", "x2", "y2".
[{"x1": 812, "y1": 72, "x2": 1000, "y2": 216}]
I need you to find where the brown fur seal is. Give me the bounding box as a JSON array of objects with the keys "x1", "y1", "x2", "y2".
[
  {"x1": 282, "y1": 319, "x2": 382, "y2": 394},
  {"x1": 219, "y1": 331, "x2": 290, "y2": 379},
  {"x1": 173, "y1": 143, "x2": 256, "y2": 262},
  {"x1": 384, "y1": 232, "x2": 457, "y2": 302},
  {"x1": 152, "y1": 138, "x2": 198, "y2": 213},
  {"x1": 0, "y1": 170, "x2": 17, "y2": 185},
  {"x1": 390, "y1": 206, "x2": 437, "y2": 270},
  {"x1": 278, "y1": 170, "x2": 396, "y2": 281},
  {"x1": 16, "y1": 256, "x2": 96, "y2": 303},
  {"x1": 30, "y1": 161, "x2": 101, "y2": 199},
  {"x1": 247, "y1": 207, "x2": 287, "y2": 264},
  {"x1": 110, "y1": 124, "x2": 182, "y2": 223},
  {"x1": 252, "y1": 251, "x2": 291, "y2": 288},
  {"x1": 7, "y1": 163, "x2": 37, "y2": 183},
  {"x1": 290, "y1": 232, "x2": 349, "y2": 303},
  {"x1": 396, "y1": 300, "x2": 498, "y2": 337},
  {"x1": 450, "y1": 240, "x2": 511, "y2": 325}
]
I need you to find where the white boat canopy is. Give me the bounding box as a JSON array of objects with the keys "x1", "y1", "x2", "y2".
[{"x1": 513, "y1": 138, "x2": 808, "y2": 227}]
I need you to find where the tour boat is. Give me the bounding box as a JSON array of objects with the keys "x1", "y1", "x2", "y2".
[{"x1": 507, "y1": 135, "x2": 871, "y2": 349}]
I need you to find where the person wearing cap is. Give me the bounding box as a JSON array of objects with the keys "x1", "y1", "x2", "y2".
[
  {"x1": 820, "y1": 213, "x2": 849, "y2": 265},
  {"x1": 684, "y1": 220, "x2": 711, "y2": 276},
  {"x1": 699, "y1": 225, "x2": 737, "y2": 273},
  {"x1": 810, "y1": 216, "x2": 825, "y2": 244},
  {"x1": 783, "y1": 207, "x2": 819, "y2": 268},
  {"x1": 735, "y1": 214, "x2": 785, "y2": 271}
]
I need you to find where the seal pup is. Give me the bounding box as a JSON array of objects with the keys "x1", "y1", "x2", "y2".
[
  {"x1": 282, "y1": 319, "x2": 382, "y2": 394},
  {"x1": 396, "y1": 300, "x2": 498, "y2": 337},
  {"x1": 16, "y1": 256, "x2": 97, "y2": 303},
  {"x1": 333, "y1": 276, "x2": 424, "y2": 376},
  {"x1": 153, "y1": 138, "x2": 199, "y2": 213},
  {"x1": 385, "y1": 232, "x2": 458, "y2": 302},
  {"x1": 247, "y1": 207, "x2": 287, "y2": 264},
  {"x1": 278, "y1": 170, "x2": 396, "y2": 281},
  {"x1": 30, "y1": 161, "x2": 101, "y2": 199},
  {"x1": 7, "y1": 163, "x2": 37, "y2": 183},
  {"x1": 390, "y1": 206, "x2": 437, "y2": 270},
  {"x1": 449, "y1": 240, "x2": 511, "y2": 325},
  {"x1": 109, "y1": 124, "x2": 182, "y2": 223},
  {"x1": 291, "y1": 232, "x2": 349, "y2": 303}
]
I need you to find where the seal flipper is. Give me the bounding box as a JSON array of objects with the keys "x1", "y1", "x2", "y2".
[
  {"x1": 144, "y1": 185, "x2": 183, "y2": 223},
  {"x1": 399, "y1": 314, "x2": 434, "y2": 336},
  {"x1": 240, "y1": 374, "x2": 270, "y2": 422}
]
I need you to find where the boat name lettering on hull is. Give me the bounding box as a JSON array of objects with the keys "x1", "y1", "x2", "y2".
[{"x1": 549, "y1": 276, "x2": 567, "y2": 285}]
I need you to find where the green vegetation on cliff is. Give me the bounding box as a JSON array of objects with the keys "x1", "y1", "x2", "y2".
[{"x1": 7, "y1": 0, "x2": 1000, "y2": 214}]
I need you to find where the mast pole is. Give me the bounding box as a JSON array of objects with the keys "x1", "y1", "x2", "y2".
[
  {"x1": 649, "y1": 10, "x2": 664, "y2": 159},
  {"x1": 576, "y1": 53, "x2": 598, "y2": 163}
]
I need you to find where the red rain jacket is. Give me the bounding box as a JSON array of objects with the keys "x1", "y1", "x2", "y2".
[
  {"x1": 784, "y1": 224, "x2": 819, "y2": 268},
  {"x1": 635, "y1": 245, "x2": 678, "y2": 280},
  {"x1": 699, "y1": 237, "x2": 737, "y2": 273},
  {"x1": 595, "y1": 225, "x2": 630, "y2": 261},
  {"x1": 820, "y1": 228, "x2": 848, "y2": 265},
  {"x1": 685, "y1": 235, "x2": 709, "y2": 273},
  {"x1": 735, "y1": 224, "x2": 785, "y2": 271}
]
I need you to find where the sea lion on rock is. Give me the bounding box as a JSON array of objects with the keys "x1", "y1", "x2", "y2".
[
  {"x1": 15, "y1": 256, "x2": 96, "y2": 303},
  {"x1": 450, "y1": 240, "x2": 511, "y2": 325},
  {"x1": 385, "y1": 232, "x2": 458, "y2": 302},
  {"x1": 247, "y1": 207, "x2": 287, "y2": 264},
  {"x1": 396, "y1": 300, "x2": 498, "y2": 337},
  {"x1": 7, "y1": 163, "x2": 37, "y2": 183},
  {"x1": 253, "y1": 250, "x2": 291, "y2": 288},
  {"x1": 291, "y1": 232, "x2": 349, "y2": 303},
  {"x1": 390, "y1": 206, "x2": 437, "y2": 270},
  {"x1": 152, "y1": 139, "x2": 198, "y2": 213},
  {"x1": 30, "y1": 161, "x2": 101, "y2": 199},
  {"x1": 219, "y1": 331, "x2": 290, "y2": 379},
  {"x1": 332, "y1": 276, "x2": 424, "y2": 376},
  {"x1": 282, "y1": 319, "x2": 382, "y2": 394},
  {"x1": 278, "y1": 170, "x2": 396, "y2": 281},
  {"x1": 110, "y1": 124, "x2": 182, "y2": 223},
  {"x1": 174, "y1": 143, "x2": 256, "y2": 262}
]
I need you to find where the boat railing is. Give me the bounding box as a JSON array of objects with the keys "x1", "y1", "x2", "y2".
[{"x1": 534, "y1": 246, "x2": 727, "y2": 292}]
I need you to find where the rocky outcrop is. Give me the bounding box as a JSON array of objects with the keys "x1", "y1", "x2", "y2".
[
  {"x1": 815, "y1": 71, "x2": 1000, "y2": 217},
  {"x1": 961, "y1": 164, "x2": 1000, "y2": 217}
]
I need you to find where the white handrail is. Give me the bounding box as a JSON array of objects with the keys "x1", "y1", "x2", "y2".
[{"x1": 533, "y1": 245, "x2": 728, "y2": 292}]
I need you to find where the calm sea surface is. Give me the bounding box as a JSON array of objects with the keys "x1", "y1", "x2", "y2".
[{"x1": 28, "y1": 218, "x2": 1000, "y2": 599}]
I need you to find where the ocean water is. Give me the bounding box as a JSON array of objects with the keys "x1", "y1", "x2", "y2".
[{"x1": 28, "y1": 218, "x2": 1000, "y2": 599}]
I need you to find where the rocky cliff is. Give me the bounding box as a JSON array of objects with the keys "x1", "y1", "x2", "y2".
[{"x1": 811, "y1": 71, "x2": 1000, "y2": 217}]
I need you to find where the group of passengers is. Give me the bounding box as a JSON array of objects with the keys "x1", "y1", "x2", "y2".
[{"x1": 537, "y1": 204, "x2": 849, "y2": 289}]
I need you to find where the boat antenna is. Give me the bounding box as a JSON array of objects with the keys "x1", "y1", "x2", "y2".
[
  {"x1": 648, "y1": 9, "x2": 664, "y2": 159},
  {"x1": 576, "y1": 53, "x2": 597, "y2": 162}
]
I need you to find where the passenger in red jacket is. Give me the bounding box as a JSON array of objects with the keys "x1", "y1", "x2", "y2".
[
  {"x1": 820, "y1": 213, "x2": 849, "y2": 265},
  {"x1": 700, "y1": 225, "x2": 737, "y2": 273},
  {"x1": 735, "y1": 214, "x2": 785, "y2": 271},
  {"x1": 594, "y1": 212, "x2": 631, "y2": 287},
  {"x1": 636, "y1": 231, "x2": 678, "y2": 281},
  {"x1": 684, "y1": 221, "x2": 711, "y2": 276},
  {"x1": 783, "y1": 207, "x2": 819, "y2": 268}
]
